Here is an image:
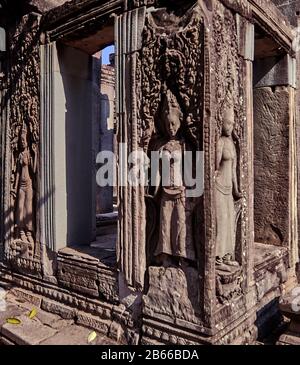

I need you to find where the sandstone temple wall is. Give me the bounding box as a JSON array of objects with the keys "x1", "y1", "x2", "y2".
[{"x1": 0, "y1": 0, "x2": 299, "y2": 345}]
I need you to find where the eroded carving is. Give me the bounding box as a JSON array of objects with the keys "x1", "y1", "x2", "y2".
[
  {"x1": 139, "y1": 6, "x2": 205, "y2": 269},
  {"x1": 139, "y1": 4, "x2": 206, "y2": 324},
  {"x1": 11, "y1": 124, "x2": 37, "y2": 253},
  {"x1": 7, "y1": 14, "x2": 40, "y2": 261},
  {"x1": 212, "y1": 2, "x2": 246, "y2": 305},
  {"x1": 215, "y1": 98, "x2": 242, "y2": 268},
  {"x1": 149, "y1": 89, "x2": 197, "y2": 267},
  {"x1": 214, "y1": 100, "x2": 243, "y2": 304},
  {"x1": 143, "y1": 266, "x2": 201, "y2": 324},
  {"x1": 138, "y1": 5, "x2": 205, "y2": 151}
]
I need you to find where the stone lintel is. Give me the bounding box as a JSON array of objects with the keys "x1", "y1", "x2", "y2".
[{"x1": 254, "y1": 54, "x2": 296, "y2": 88}]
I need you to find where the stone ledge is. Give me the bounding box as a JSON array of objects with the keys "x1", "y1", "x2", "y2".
[
  {"x1": 2, "y1": 314, "x2": 58, "y2": 345},
  {"x1": 41, "y1": 297, "x2": 77, "y2": 320},
  {"x1": 10, "y1": 288, "x2": 42, "y2": 307},
  {"x1": 0, "y1": 288, "x2": 119, "y2": 345},
  {"x1": 41, "y1": 324, "x2": 118, "y2": 345}
]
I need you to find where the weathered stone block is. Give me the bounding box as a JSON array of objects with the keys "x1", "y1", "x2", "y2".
[
  {"x1": 236, "y1": 14, "x2": 254, "y2": 60},
  {"x1": 10, "y1": 288, "x2": 42, "y2": 307},
  {"x1": 0, "y1": 304, "x2": 25, "y2": 329},
  {"x1": 40, "y1": 324, "x2": 93, "y2": 345},
  {"x1": 57, "y1": 261, "x2": 99, "y2": 297},
  {"x1": 41, "y1": 298, "x2": 76, "y2": 319},
  {"x1": 143, "y1": 266, "x2": 201, "y2": 324},
  {"x1": 253, "y1": 86, "x2": 290, "y2": 247},
  {"x1": 254, "y1": 55, "x2": 295, "y2": 88},
  {"x1": 76, "y1": 312, "x2": 111, "y2": 335},
  {"x1": 2, "y1": 315, "x2": 57, "y2": 345},
  {"x1": 35, "y1": 309, "x2": 73, "y2": 330}
]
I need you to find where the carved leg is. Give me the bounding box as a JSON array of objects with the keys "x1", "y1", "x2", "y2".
[
  {"x1": 24, "y1": 186, "x2": 33, "y2": 233},
  {"x1": 16, "y1": 187, "x2": 26, "y2": 239},
  {"x1": 174, "y1": 198, "x2": 187, "y2": 259}
]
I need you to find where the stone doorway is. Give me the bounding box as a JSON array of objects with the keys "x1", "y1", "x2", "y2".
[
  {"x1": 39, "y1": 14, "x2": 120, "y2": 302},
  {"x1": 252, "y1": 23, "x2": 298, "y2": 339},
  {"x1": 253, "y1": 24, "x2": 297, "y2": 266},
  {"x1": 40, "y1": 21, "x2": 118, "y2": 266}
]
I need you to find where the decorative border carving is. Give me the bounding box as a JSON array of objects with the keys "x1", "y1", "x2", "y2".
[{"x1": 4, "y1": 13, "x2": 41, "y2": 270}]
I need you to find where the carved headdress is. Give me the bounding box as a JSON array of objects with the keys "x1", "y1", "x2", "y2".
[
  {"x1": 216, "y1": 90, "x2": 235, "y2": 136},
  {"x1": 162, "y1": 89, "x2": 183, "y2": 116},
  {"x1": 221, "y1": 92, "x2": 234, "y2": 115},
  {"x1": 21, "y1": 122, "x2": 28, "y2": 135},
  {"x1": 155, "y1": 88, "x2": 183, "y2": 137}
]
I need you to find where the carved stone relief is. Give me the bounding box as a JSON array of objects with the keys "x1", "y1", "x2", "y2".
[
  {"x1": 149, "y1": 89, "x2": 197, "y2": 267},
  {"x1": 10, "y1": 124, "x2": 37, "y2": 256},
  {"x1": 6, "y1": 13, "x2": 40, "y2": 264},
  {"x1": 215, "y1": 98, "x2": 242, "y2": 266},
  {"x1": 215, "y1": 98, "x2": 243, "y2": 304},
  {"x1": 138, "y1": 3, "x2": 206, "y2": 321},
  {"x1": 212, "y1": 1, "x2": 246, "y2": 304},
  {"x1": 137, "y1": 5, "x2": 204, "y2": 151},
  {"x1": 0, "y1": 0, "x2": 297, "y2": 347},
  {"x1": 57, "y1": 248, "x2": 119, "y2": 304}
]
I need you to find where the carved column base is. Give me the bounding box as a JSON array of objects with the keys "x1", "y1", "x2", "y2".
[
  {"x1": 5, "y1": 240, "x2": 41, "y2": 274},
  {"x1": 216, "y1": 265, "x2": 243, "y2": 304},
  {"x1": 141, "y1": 312, "x2": 258, "y2": 345}
]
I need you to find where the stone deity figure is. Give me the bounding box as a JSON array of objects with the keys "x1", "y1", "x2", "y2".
[
  {"x1": 11, "y1": 124, "x2": 37, "y2": 244},
  {"x1": 151, "y1": 90, "x2": 196, "y2": 267},
  {"x1": 215, "y1": 102, "x2": 242, "y2": 269}
]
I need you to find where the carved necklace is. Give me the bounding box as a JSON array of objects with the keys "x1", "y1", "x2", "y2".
[
  {"x1": 164, "y1": 139, "x2": 182, "y2": 153},
  {"x1": 19, "y1": 149, "x2": 30, "y2": 165}
]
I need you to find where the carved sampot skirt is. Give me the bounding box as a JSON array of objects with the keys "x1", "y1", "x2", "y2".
[
  {"x1": 154, "y1": 190, "x2": 196, "y2": 261},
  {"x1": 215, "y1": 182, "x2": 236, "y2": 259}
]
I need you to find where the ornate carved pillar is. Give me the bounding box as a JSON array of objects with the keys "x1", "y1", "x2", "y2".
[
  {"x1": 115, "y1": 6, "x2": 147, "y2": 290},
  {"x1": 129, "y1": 0, "x2": 256, "y2": 344},
  {"x1": 3, "y1": 13, "x2": 42, "y2": 273}
]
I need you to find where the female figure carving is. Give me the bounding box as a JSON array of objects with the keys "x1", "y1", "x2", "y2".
[
  {"x1": 215, "y1": 102, "x2": 242, "y2": 268},
  {"x1": 11, "y1": 124, "x2": 37, "y2": 244},
  {"x1": 151, "y1": 89, "x2": 196, "y2": 267}
]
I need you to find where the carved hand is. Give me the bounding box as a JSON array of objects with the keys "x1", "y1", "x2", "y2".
[
  {"x1": 31, "y1": 144, "x2": 37, "y2": 154},
  {"x1": 233, "y1": 190, "x2": 243, "y2": 200}
]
